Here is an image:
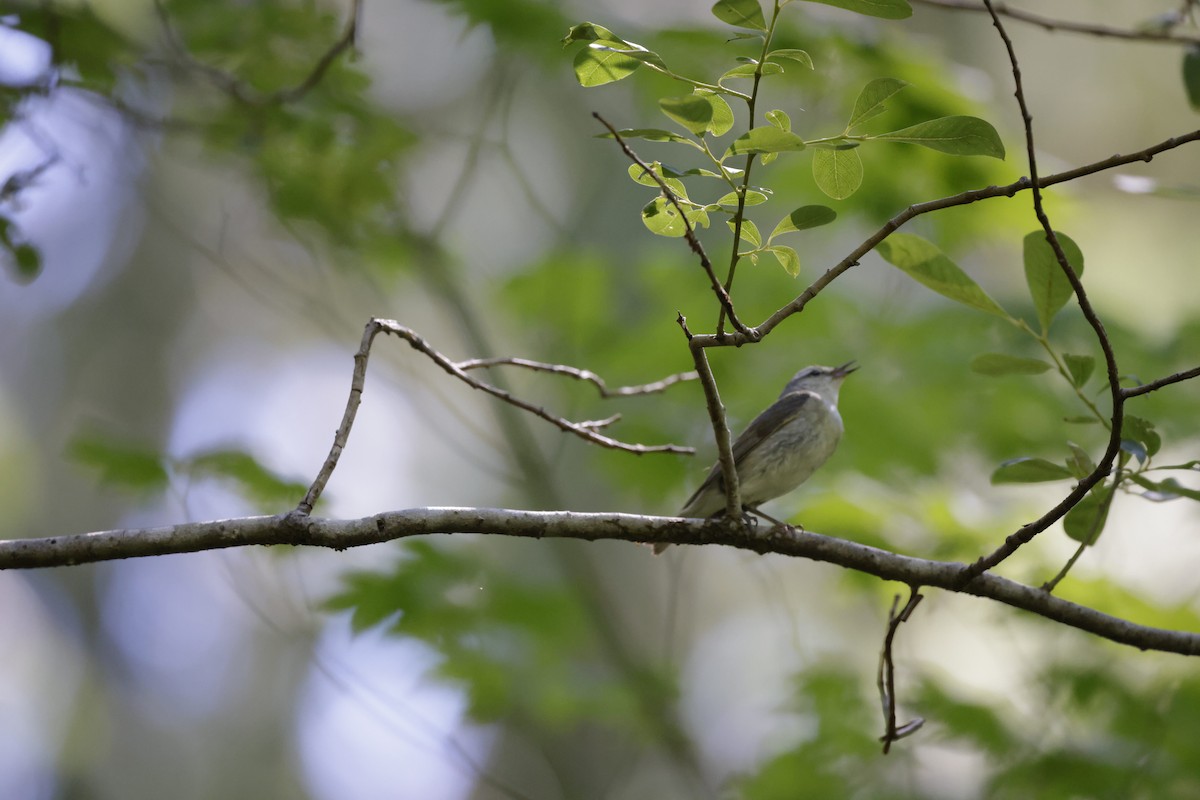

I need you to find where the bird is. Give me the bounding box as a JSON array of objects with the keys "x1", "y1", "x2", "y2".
[{"x1": 659, "y1": 362, "x2": 856, "y2": 553}]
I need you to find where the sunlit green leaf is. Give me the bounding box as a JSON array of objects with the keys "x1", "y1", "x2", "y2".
[
  {"x1": 991, "y1": 457, "x2": 1074, "y2": 484},
  {"x1": 847, "y1": 78, "x2": 909, "y2": 129},
  {"x1": 719, "y1": 61, "x2": 784, "y2": 81},
  {"x1": 573, "y1": 44, "x2": 642, "y2": 86},
  {"x1": 769, "y1": 205, "x2": 837, "y2": 240},
  {"x1": 727, "y1": 126, "x2": 807, "y2": 156},
  {"x1": 876, "y1": 115, "x2": 1005, "y2": 158},
  {"x1": 876, "y1": 234, "x2": 1009, "y2": 317},
  {"x1": 969, "y1": 353, "x2": 1052, "y2": 376},
  {"x1": 798, "y1": 0, "x2": 913, "y2": 19},
  {"x1": 660, "y1": 95, "x2": 714, "y2": 135},
  {"x1": 715, "y1": 190, "x2": 769, "y2": 207},
  {"x1": 626, "y1": 162, "x2": 687, "y2": 197},
  {"x1": 596, "y1": 128, "x2": 696, "y2": 144},
  {"x1": 560, "y1": 22, "x2": 627, "y2": 46},
  {"x1": 765, "y1": 49, "x2": 814, "y2": 70},
  {"x1": 704, "y1": 93, "x2": 736, "y2": 136},
  {"x1": 812, "y1": 147, "x2": 863, "y2": 199},
  {"x1": 767, "y1": 245, "x2": 801, "y2": 276},
  {"x1": 766, "y1": 109, "x2": 791, "y2": 131},
  {"x1": 728, "y1": 218, "x2": 763, "y2": 247},
  {"x1": 712, "y1": 0, "x2": 767, "y2": 30},
  {"x1": 1023, "y1": 230, "x2": 1085, "y2": 332},
  {"x1": 642, "y1": 196, "x2": 688, "y2": 237}
]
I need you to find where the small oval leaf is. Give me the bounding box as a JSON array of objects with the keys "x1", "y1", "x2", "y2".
[
  {"x1": 712, "y1": 0, "x2": 767, "y2": 30},
  {"x1": 876, "y1": 233, "x2": 1009, "y2": 318},
  {"x1": 847, "y1": 77, "x2": 909, "y2": 129},
  {"x1": 812, "y1": 147, "x2": 863, "y2": 200},
  {"x1": 769, "y1": 205, "x2": 837, "y2": 240},
  {"x1": 991, "y1": 457, "x2": 1074, "y2": 484},
  {"x1": 1023, "y1": 230, "x2": 1085, "y2": 332},
  {"x1": 969, "y1": 353, "x2": 1052, "y2": 377},
  {"x1": 875, "y1": 115, "x2": 1005, "y2": 159}
]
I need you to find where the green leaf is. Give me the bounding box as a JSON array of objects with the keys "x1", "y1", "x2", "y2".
[
  {"x1": 1063, "y1": 353, "x2": 1095, "y2": 388},
  {"x1": 1131, "y1": 476, "x2": 1200, "y2": 503},
  {"x1": 847, "y1": 78, "x2": 909, "y2": 129},
  {"x1": 572, "y1": 44, "x2": 642, "y2": 86},
  {"x1": 627, "y1": 162, "x2": 687, "y2": 197},
  {"x1": 704, "y1": 94, "x2": 735, "y2": 136},
  {"x1": 1124, "y1": 415, "x2": 1161, "y2": 457},
  {"x1": 1065, "y1": 442, "x2": 1096, "y2": 480},
  {"x1": 1064, "y1": 485, "x2": 1114, "y2": 545},
  {"x1": 69, "y1": 434, "x2": 170, "y2": 492},
  {"x1": 765, "y1": 109, "x2": 791, "y2": 131},
  {"x1": 769, "y1": 205, "x2": 837, "y2": 240},
  {"x1": 12, "y1": 243, "x2": 42, "y2": 282},
  {"x1": 767, "y1": 245, "x2": 801, "y2": 276},
  {"x1": 876, "y1": 234, "x2": 1009, "y2": 318},
  {"x1": 715, "y1": 190, "x2": 768, "y2": 207},
  {"x1": 560, "y1": 22, "x2": 627, "y2": 46},
  {"x1": 969, "y1": 353, "x2": 1052, "y2": 376},
  {"x1": 765, "y1": 49, "x2": 814, "y2": 70},
  {"x1": 991, "y1": 457, "x2": 1073, "y2": 484},
  {"x1": 727, "y1": 126, "x2": 807, "y2": 156},
  {"x1": 1064, "y1": 415, "x2": 1100, "y2": 424},
  {"x1": 875, "y1": 115, "x2": 1005, "y2": 158},
  {"x1": 1023, "y1": 230, "x2": 1085, "y2": 332},
  {"x1": 812, "y1": 147, "x2": 863, "y2": 200},
  {"x1": 660, "y1": 95, "x2": 714, "y2": 135},
  {"x1": 596, "y1": 128, "x2": 695, "y2": 144},
  {"x1": 712, "y1": 0, "x2": 767, "y2": 30},
  {"x1": 1184, "y1": 45, "x2": 1200, "y2": 111},
  {"x1": 641, "y1": 196, "x2": 688, "y2": 237},
  {"x1": 187, "y1": 449, "x2": 308, "y2": 510},
  {"x1": 719, "y1": 61, "x2": 784, "y2": 82},
  {"x1": 798, "y1": 0, "x2": 913, "y2": 19},
  {"x1": 728, "y1": 218, "x2": 763, "y2": 247}
]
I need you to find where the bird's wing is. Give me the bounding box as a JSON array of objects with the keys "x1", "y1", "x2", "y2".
[{"x1": 683, "y1": 390, "x2": 818, "y2": 504}]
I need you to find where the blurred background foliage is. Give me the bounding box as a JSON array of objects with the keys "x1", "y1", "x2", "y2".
[{"x1": 2, "y1": 0, "x2": 1200, "y2": 797}]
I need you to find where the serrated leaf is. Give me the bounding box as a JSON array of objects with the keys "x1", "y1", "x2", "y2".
[
  {"x1": 727, "y1": 126, "x2": 807, "y2": 156},
  {"x1": 69, "y1": 434, "x2": 170, "y2": 492},
  {"x1": 712, "y1": 0, "x2": 767, "y2": 30},
  {"x1": 715, "y1": 190, "x2": 768, "y2": 207},
  {"x1": 1184, "y1": 45, "x2": 1200, "y2": 111},
  {"x1": 798, "y1": 0, "x2": 912, "y2": 19},
  {"x1": 1124, "y1": 415, "x2": 1161, "y2": 457},
  {"x1": 991, "y1": 457, "x2": 1073, "y2": 484},
  {"x1": 875, "y1": 115, "x2": 1005, "y2": 158},
  {"x1": 812, "y1": 147, "x2": 863, "y2": 199},
  {"x1": 876, "y1": 233, "x2": 1009, "y2": 318},
  {"x1": 767, "y1": 245, "x2": 801, "y2": 276},
  {"x1": 660, "y1": 95, "x2": 713, "y2": 136},
  {"x1": 765, "y1": 109, "x2": 791, "y2": 131},
  {"x1": 561, "y1": 22, "x2": 627, "y2": 47},
  {"x1": 187, "y1": 449, "x2": 308, "y2": 510},
  {"x1": 1063, "y1": 353, "x2": 1095, "y2": 388},
  {"x1": 573, "y1": 44, "x2": 642, "y2": 86},
  {"x1": 769, "y1": 205, "x2": 837, "y2": 240},
  {"x1": 765, "y1": 49, "x2": 813, "y2": 70},
  {"x1": 847, "y1": 78, "x2": 909, "y2": 129},
  {"x1": 1065, "y1": 442, "x2": 1096, "y2": 480},
  {"x1": 969, "y1": 353, "x2": 1052, "y2": 376},
  {"x1": 1023, "y1": 230, "x2": 1085, "y2": 332},
  {"x1": 1064, "y1": 485, "x2": 1114, "y2": 545}
]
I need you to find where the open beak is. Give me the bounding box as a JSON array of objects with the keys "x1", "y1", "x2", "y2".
[{"x1": 834, "y1": 360, "x2": 858, "y2": 378}]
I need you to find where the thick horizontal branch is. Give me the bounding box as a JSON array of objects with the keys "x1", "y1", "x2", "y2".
[{"x1": 5, "y1": 509, "x2": 1198, "y2": 656}]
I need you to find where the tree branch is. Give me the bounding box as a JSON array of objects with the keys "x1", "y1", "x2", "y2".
[
  {"x1": 6, "y1": 509, "x2": 1200, "y2": 656},
  {"x1": 911, "y1": 0, "x2": 1200, "y2": 45}
]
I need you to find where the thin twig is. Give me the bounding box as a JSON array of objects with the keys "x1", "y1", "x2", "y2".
[
  {"x1": 1122, "y1": 365, "x2": 1200, "y2": 398},
  {"x1": 457, "y1": 357, "x2": 698, "y2": 397},
  {"x1": 878, "y1": 588, "x2": 925, "y2": 754},
  {"x1": 684, "y1": 126, "x2": 1200, "y2": 349},
  {"x1": 296, "y1": 318, "x2": 694, "y2": 514},
  {"x1": 593, "y1": 112, "x2": 755, "y2": 340},
  {"x1": 911, "y1": 0, "x2": 1200, "y2": 46},
  {"x1": 153, "y1": 0, "x2": 362, "y2": 107},
  {"x1": 1041, "y1": 481, "x2": 1119, "y2": 593},
  {"x1": 961, "y1": 0, "x2": 1125, "y2": 580}
]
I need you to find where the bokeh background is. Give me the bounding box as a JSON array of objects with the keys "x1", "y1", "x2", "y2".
[{"x1": 3, "y1": 0, "x2": 1200, "y2": 797}]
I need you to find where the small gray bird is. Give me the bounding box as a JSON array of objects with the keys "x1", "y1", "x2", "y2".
[{"x1": 661, "y1": 362, "x2": 855, "y2": 553}]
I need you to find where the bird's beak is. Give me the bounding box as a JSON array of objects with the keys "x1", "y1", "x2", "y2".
[{"x1": 834, "y1": 361, "x2": 858, "y2": 378}]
